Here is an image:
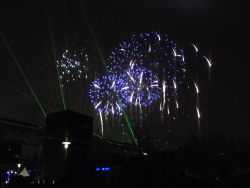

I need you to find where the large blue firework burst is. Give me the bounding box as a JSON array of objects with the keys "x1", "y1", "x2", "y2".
[{"x1": 91, "y1": 31, "x2": 186, "y2": 116}]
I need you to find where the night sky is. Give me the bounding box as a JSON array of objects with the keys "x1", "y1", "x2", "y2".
[{"x1": 0, "y1": 0, "x2": 249, "y2": 146}]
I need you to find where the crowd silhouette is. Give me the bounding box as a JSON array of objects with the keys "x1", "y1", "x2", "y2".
[{"x1": 3, "y1": 150, "x2": 250, "y2": 188}]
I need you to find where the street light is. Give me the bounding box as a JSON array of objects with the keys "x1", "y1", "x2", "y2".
[
  {"x1": 62, "y1": 141, "x2": 71, "y2": 149},
  {"x1": 17, "y1": 163, "x2": 21, "y2": 174}
]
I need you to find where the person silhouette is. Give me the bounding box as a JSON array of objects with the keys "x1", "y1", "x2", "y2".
[
  {"x1": 55, "y1": 147, "x2": 91, "y2": 188},
  {"x1": 117, "y1": 154, "x2": 162, "y2": 188}
]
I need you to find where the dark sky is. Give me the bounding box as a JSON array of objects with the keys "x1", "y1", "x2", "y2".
[{"x1": 0, "y1": 0, "x2": 249, "y2": 143}]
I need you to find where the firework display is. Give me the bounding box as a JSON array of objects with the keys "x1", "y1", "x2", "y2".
[
  {"x1": 55, "y1": 38, "x2": 102, "y2": 116},
  {"x1": 87, "y1": 31, "x2": 211, "y2": 149},
  {"x1": 57, "y1": 49, "x2": 89, "y2": 82},
  {"x1": 106, "y1": 32, "x2": 187, "y2": 114},
  {"x1": 55, "y1": 32, "x2": 211, "y2": 149},
  {"x1": 56, "y1": 39, "x2": 97, "y2": 83}
]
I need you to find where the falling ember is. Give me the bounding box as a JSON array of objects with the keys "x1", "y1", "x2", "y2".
[
  {"x1": 126, "y1": 71, "x2": 135, "y2": 83},
  {"x1": 98, "y1": 109, "x2": 104, "y2": 136},
  {"x1": 116, "y1": 102, "x2": 122, "y2": 111},
  {"x1": 172, "y1": 79, "x2": 177, "y2": 89},
  {"x1": 157, "y1": 34, "x2": 161, "y2": 41},
  {"x1": 173, "y1": 48, "x2": 181, "y2": 57},
  {"x1": 148, "y1": 45, "x2": 151, "y2": 52},
  {"x1": 196, "y1": 106, "x2": 200, "y2": 118},
  {"x1": 176, "y1": 101, "x2": 179, "y2": 109},
  {"x1": 95, "y1": 101, "x2": 102, "y2": 109},
  {"x1": 130, "y1": 92, "x2": 134, "y2": 102},
  {"x1": 111, "y1": 81, "x2": 116, "y2": 88},
  {"x1": 193, "y1": 81, "x2": 199, "y2": 93},
  {"x1": 94, "y1": 84, "x2": 101, "y2": 89},
  {"x1": 203, "y1": 56, "x2": 212, "y2": 67},
  {"x1": 190, "y1": 43, "x2": 199, "y2": 52}
]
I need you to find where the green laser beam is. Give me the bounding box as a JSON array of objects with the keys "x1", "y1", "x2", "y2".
[
  {"x1": 93, "y1": 133, "x2": 140, "y2": 154},
  {"x1": 93, "y1": 132, "x2": 102, "y2": 138},
  {"x1": 92, "y1": 132, "x2": 116, "y2": 145},
  {"x1": 79, "y1": 3, "x2": 138, "y2": 146},
  {"x1": 0, "y1": 31, "x2": 47, "y2": 117},
  {"x1": 45, "y1": 4, "x2": 67, "y2": 110},
  {"x1": 116, "y1": 97, "x2": 138, "y2": 146}
]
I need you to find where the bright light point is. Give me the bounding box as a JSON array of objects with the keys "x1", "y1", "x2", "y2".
[
  {"x1": 62, "y1": 141, "x2": 71, "y2": 149},
  {"x1": 17, "y1": 164, "x2": 21, "y2": 168}
]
